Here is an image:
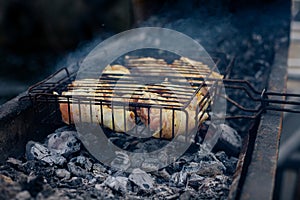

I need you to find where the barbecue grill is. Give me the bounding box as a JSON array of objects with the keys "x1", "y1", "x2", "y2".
[
  {"x1": 0, "y1": 46, "x2": 291, "y2": 199},
  {"x1": 22, "y1": 50, "x2": 300, "y2": 135},
  {"x1": 23, "y1": 52, "x2": 225, "y2": 138},
  {"x1": 0, "y1": 0, "x2": 292, "y2": 198},
  {"x1": 0, "y1": 48, "x2": 291, "y2": 199}
]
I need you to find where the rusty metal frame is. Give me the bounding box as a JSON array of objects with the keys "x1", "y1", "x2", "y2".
[{"x1": 237, "y1": 44, "x2": 288, "y2": 200}]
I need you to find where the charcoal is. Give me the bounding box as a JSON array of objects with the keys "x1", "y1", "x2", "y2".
[
  {"x1": 100, "y1": 188, "x2": 116, "y2": 199},
  {"x1": 179, "y1": 189, "x2": 201, "y2": 200},
  {"x1": 141, "y1": 161, "x2": 159, "y2": 172},
  {"x1": 197, "y1": 161, "x2": 226, "y2": 177},
  {"x1": 178, "y1": 153, "x2": 195, "y2": 164},
  {"x1": 82, "y1": 177, "x2": 89, "y2": 185},
  {"x1": 154, "y1": 191, "x2": 173, "y2": 199},
  {"x1": 6, "y1": 157, "x2": 24, "y2": 172},
  {"x1": 94, "y1": 172, "x2": 107, "y2": 183},
  {"x1": 215, "y1": 151, "x2": 238, "y2": 175},
  {"x1": 180, "y1": 160, "x2": 225, "y2": 177},
  {"x1": 104, "y1": 176, "x2": 128, "y2": 193},
  {"x1": 215, "y1": 124, "x2": 242, "y2": 156},
  {"x1": 109, "y1": 136, "x2": 128, "y2": 149},
  {"x1": 26, "y1": 141, "x2": 66, "y2": 166},
  {"x1": 153, "y1": 185, "x2": 174, "y2": 198},
  {"x1": 157, "y1": 169, "x2": 171, "y2": 181},
  {"x1": 73, "y1": 156, "x2": 93, "y2": 171},
  {"x1": 55, "y1": 169, "x2": 71, "y2": 180},
  {"x1": 134, "y1": 139, "x2": 168, "y2": 153},
  {"x1": 67, "y1": 156, "x2": 93, "y2": 177},
  {"x1": 86, "y1": 173, "x2": 97, "y2": 183},
  {"x1": 22, "y1": 175, "x2": 44, "y2": 197},
  {"x1": 6, "y1": 157, "x2": 23, "y2": 166},
  {"x1": 46, "y1": 131, "x2": 80, "y2": 157},
  {"x1": 158, "y1": 151, "x2": 170, "y2": 167},
  {"x1": 170, "y1": 161, "x2": 184, "y2": 172},
  {"x1": 134, "y1": 152, "x2": 168, "y2": 172},
  {"x1": 187, "y1": 174, "x2": 205, "y2": 189},
  {"x1": 197, "y1": 175, "x2": 231, "y2": 199},
  {"x1": 59, "y1": 177, "x2": 83, "y2": 189},
  {"x1": 27, "y1": 172, "x2": 39, "y2": 183},
  {"x1": 111, "y1": 151, "x2": 130, "y2": 171},
  {"x1": 21, "y1": 160, "x2": 55, "y2": 180},
  {"x1": 169, "y1": 171, "x2": 187, "y2": 187},
  {"x1": 37, "y1": 189, "x2": 60, "y2": 200},
  {"x1": 129, "y1": 153, "x2": 145, "y2": 169},
  {"x1": 0, "y1": 174, "x2": 22, "y2": 199},
  {"x1": 165, "y1": 194, "x2": 180, "y2": 200},
  {"x1": 95, "y1": 183, "x2": 117, "y2": 199},
  {"x1": 194, "y1": 146, "x2": 217, "y2": 162},
  {"x1": 125, "y1": 194, "x2": 144, "y2": 200},
  {"x1": 15, "y1": 126, "x2": 234, "y2": 199},
  {"x1": 67, "y1": 163, "x2": 86, "y2": 177},
  {"x1": 15, "y1": 191, "x2": 31, "y2": 200},
  {"x1": 129, "y1": 168, "x2": 154, "y2": 190},
  {"x1": 113, "y1": 170, "x2": 128, "y2": 178},
  {"x1": 92, "y1": 163, "x2": 107, "y2": 174},
  {"x1": 63, "y1": 188, "x2": 78, "y2": 199},
  {"x1": 95, "y1": 183, "x2": 102, "y2": 190},
  {"x1": 182, "y1": 162, "x2": 201, "y2": 174},
  {"x1": 0, "y1": 174, "x2": 14, "y2": 184}
]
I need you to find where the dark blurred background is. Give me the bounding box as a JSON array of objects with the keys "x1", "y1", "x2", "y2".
[
  {"x1": 0, "y1": 0, "x2": 134, "y2": 104},
  {"x1": 0, "y1": 0, "x2": 285, "y2": 104}
]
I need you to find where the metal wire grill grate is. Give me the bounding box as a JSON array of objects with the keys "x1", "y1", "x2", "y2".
[
  {"x1": 20, "y1": 51, "x2": 300, "y2": 140},
  {"x1": 21, "y1": 53, "x2": 233, "y2": 140}
]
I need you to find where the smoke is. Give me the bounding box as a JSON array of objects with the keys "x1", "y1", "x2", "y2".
[{"x1": 54, "y1": 32, "x2": 114, "y2": 74}]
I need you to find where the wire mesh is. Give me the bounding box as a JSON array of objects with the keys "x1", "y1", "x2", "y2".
[
  {"x1": 21, "y1": 51, "x2": 300, "y2": 139},
  {"x1": 21, "y1": 53, "x2": 232, "y2": 140}
]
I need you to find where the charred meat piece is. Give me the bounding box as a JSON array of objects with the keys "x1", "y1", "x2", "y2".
[
  {"x1": 58, "y1": 64, "x2": 136, "y2": 132},
  {"x1": 137, "y1": 86, "x2": 209, "y2": 139}
]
